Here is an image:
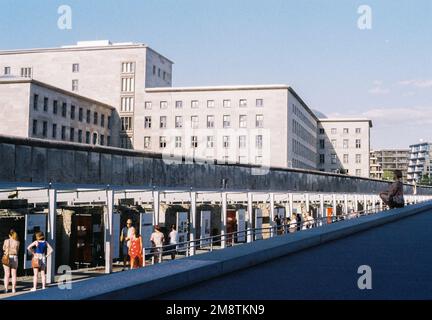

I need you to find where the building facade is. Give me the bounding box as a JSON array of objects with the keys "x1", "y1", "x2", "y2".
[
  {"x1": 369, "y1": 149, "x2": 409, "y2": 181},
  {"x1": 407, "y1": 142, "x2": 432, "y2": 184},
  {"x1": 0, "y1": 77, "x2": 120, "y2": 146},
  {"x1": 317, "y1": 119, "x2": 372, "y2": 178}
]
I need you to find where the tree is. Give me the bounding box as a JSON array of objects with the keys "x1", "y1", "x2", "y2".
[
  {"x1": 419, "y1": 174, "x2": 432, "y2": 186},
  {"x1": 382, "y1": 170, "x2": 394, "y2": 181}
]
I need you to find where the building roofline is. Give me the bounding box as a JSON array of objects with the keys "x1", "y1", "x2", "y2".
[
  {"x1": 287, "y1": 87, "x2": 319, "y2": 122},
  {"x1": 0, "y1": 78, "x2": 115, "y2": 110},
  {"x1": 318, "y1": 118, "x2": 373, "y2": 128},
  {"x1": 370, "y1": 149, "x2": 410, "y2": 152}
]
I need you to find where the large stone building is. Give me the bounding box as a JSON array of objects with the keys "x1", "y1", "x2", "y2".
[
  {"x1": 407, "y1": 142, "x2": 432, "y2": 184},
  {"x1": 317, "y1": 119, "x2": 372, "y2": 177},
  {"x1": 0, "y1": 77, "x2": 120, "y2": 146},
  {"x1": 369, "y1": 149, "x2": 410, "y2": 182}
]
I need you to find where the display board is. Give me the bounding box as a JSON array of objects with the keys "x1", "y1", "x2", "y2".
[
  {"x1": 176, "y1": 212, "x2": 189, "y2": 252},
  {"x1": 112, "y1": 212, "x2": 121, "y2": 260},
  {"x1": 24, "y1": 214, "x2": 47, "y2": 269},
  {"x1": 140, "y1": 212, "x2": 154, "y2": 255},
  {"x1": 254, "y1": 208, "x2": 263, "y2": 240},
  {"x1": 236, "y1": 209, "x2": 246, "y2": 242},
  {"x1": 200, "y1": 211, "x2": 211, "y2": 247}
]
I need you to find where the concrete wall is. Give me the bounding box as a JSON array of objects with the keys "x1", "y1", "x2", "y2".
[{"x1": 1, "y1": 135, "x2": 431, "y2": 195}]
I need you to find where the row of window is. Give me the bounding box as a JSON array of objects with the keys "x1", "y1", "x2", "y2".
[
  {"x1": 31, "y1": 119, "x2": 111, "y2": 146},
  {"x1": 152, "y1": 65, "x2": 170, "y2": 82},
  {"x1": 325, "y1": 168, "x2": 362, "y2": 176},
  {"x1": 319, "y1": 138, "x2": 362, "y2": 149},
  {"x1": 323, "y1": 127, "x2": 362, "y2": 135},
  {"x1": 144, "y1": 135, "x2": 264, "y2": 150},
  {"x1": 292, "y1": 159, "x2": 316, "y2": 171},
  {"x1": 145, "y1": 98, "x2": 264, "y2": 110},
  {"x1": 292, "y1": 119, "x2": 316, "y2": 147},
  {"x1": 293, "y1": 139, "x2": 317, "y2": 161},
  {"x1": 319, "y1": 153, "x2": 362, "y2": 164},
  {"x1": 32, "y1": 94, "x2": 111, "y2": 128},
  {"x1": 2, "y1": 67, "x2": 32, "y2": 77},
  {"x1": 292, "y1": 104, "x2": 316, "y2": 131}
]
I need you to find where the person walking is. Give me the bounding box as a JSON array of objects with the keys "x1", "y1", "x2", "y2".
[
  {"x1": 129, "y1": 228, "x2": 143, "y2": 269},
  {"x1": 150, "y1": 225, "x2": 165, "y2": 263},
  {"x1": 120, "y1": 219, "x2": 135, "y2": 270},
  {"x1": 379, "y1": 170, "x2": 405, "y2": 209},
  {"x1": 27, "y1": 231, "x2": 53, "y2": 292},
  {"x1": 289, "y1": 214, "x2": 298, "y2": 233},
  {"x1": 2, "y1": 229, "x2": 20, "y2": 294},
  {"x1": 168, "y1": 225, "x2": 178, "y2": 260}
]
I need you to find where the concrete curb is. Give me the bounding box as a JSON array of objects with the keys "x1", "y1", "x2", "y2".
[{"x1": 8, "y1": 201, "x2": 432, "y2": 300}]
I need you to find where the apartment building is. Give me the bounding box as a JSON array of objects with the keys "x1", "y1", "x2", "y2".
[
  {"x1": 0, "y1": 40, "x2": 173, "y2": 148},
  {"x1": 137, "y1": 85, "x2": 318, "y2": 169},
  {"x1": 369, "y1": 149, "x2": 409, "y2": 181},
  {"x1": 0, "y1": 77, "x2": 120, "y2": 146},
  {"x1": 317, "y1": 119, "x2": 372, "y2": 178},
  {"x1": 407, "y1": 142, "x2": 432, "y2": 184}
]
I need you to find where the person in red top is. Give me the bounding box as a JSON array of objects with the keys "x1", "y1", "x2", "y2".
[{"x1": 129, "y1": 228, "x2": 143, "y2": 269}]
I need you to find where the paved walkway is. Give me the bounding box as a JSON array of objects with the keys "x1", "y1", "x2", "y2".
[{"x1": 156, "y1": 210, "x2": 432, "y2": 300}]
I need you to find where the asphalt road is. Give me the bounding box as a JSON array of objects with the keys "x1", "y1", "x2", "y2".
[{"x1": 156, "y1": 210, "x2": 432, "y2": 300}]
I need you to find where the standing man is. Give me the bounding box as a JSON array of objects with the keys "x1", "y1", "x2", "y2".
[
  {"x1": 168, "y1": 225, "x2": 178, "y2": 260},
  {"x1": 120, "y1": 219, "x2": 135, "y2": 270},
  {"x1": 150, "y1": 225, "x2": 165, "y2": 263}
]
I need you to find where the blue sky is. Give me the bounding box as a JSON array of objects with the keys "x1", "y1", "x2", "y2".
[{"x1": 1, "y1": 0, "x2": 431, "y2": 149}]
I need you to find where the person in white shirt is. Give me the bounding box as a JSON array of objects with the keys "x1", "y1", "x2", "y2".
[
  {"x1": 150, "y1": 225, "x2": 165, "y2": 263},
  {"x1": 168, "y1": 225, "x2": 179, "y2": 260}
]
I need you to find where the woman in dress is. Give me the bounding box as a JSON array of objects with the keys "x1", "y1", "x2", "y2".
[{"x1": 129, "y1": 228, "x2": 143, "y2": 269}]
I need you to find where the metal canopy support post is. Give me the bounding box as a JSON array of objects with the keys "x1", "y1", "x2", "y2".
[
  {"x1": 190, "y1": 191, "x2": 197, "y2": 256},
  {"x1": 354, "y1": 194, "x2": 359, "y2": 212},
  {"x1": 46, "y1": 187, "x2": 57, "y2": 284},
  {"x1": 305, "y1": 193, "x2": 310, "y2": 213},
  {"x1": 153, "y1": 190, "x2": 160, "y2": 225},
  {"x1": 104, "y1": 189, "x2": 114, "y2": 274},
  {"x1": 221, "y1": 192, "x2": 227, "y2": 249},
  {"x1": 288, "y1": 193, "x2": 294, "y2": 218},
  {"x1": 344, "y1": 194, "x2": 349, "y2": 215},
  {"x1": 319, "y1": 194, "x2": 324, "y2": 225},
  {"x1": 363, "y1": 194, "x2": 368, "y2": 213},
  {"x1": 332, "y1": 194, "x2": 337, "y2": 219},
  {"x1": 247, "y1": 192, "x2": 253, "y2": 243},
  {"x1": 270, "y1": 193, "x2": 275, "y2": 237}
]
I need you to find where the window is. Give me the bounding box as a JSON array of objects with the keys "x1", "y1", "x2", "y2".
[
  {"x1": 160, "y1": 101, "x2": 168, "y2": 109},
  {"x1": 331, "y1": 128, "x2": 337, "y2": 134},
  {"x1": 223, "y1": 100, "x2": 231, "y2": 108},
  {"x1": 72, "y1": 80, "x2": 79, "y2": 92},
  {"x1": 53, "y1": 100, "x2": 58, "y2": 114},
  {"x1": 356, "y1": 169, "x2": 362, "y2": 176},
  {"x1": 355, "y1": 154, "x2": 361, "y2": 164},
  {"x1": 331, "y1": 154, "x2": 337, "y2": 164},
  {"x1": 255, "y1": 156, "x2": 263, "y2": 164},
  {"x1": 62, "y1": 103, "x2": 67, "y2": 117},
  {"x1": 43, "y1": 97, "x2": 48, "y2": 112},
  {"x1": 107, "y1": 136, "x2": 111, "y2": 146},
  {"x1": 319, "y1": 128, "x2": 325, "y2": 134},
  {"x1": 191, "y1": 100, "x2": 199, "y2": 109},
  {"x1": 207, "y1": 100, "x2": 215, "y2": 108},
  {"x1": 121, "y1": 78, "x2": 134, "y2": 92},
  {"x1": 343, "y1": 154, "x2": 349, "y2": 164},
  {"x1": 331, "y1": 139, "x2": 337, "y2": 148},
  {"x1": 319, "y1": 139, "x2": 325, "y2": 149},
  {"x1": 175, "y1": 136, "x2": 182, "y2": 148},
  {"x1": 78, "y1": 129, "x2": 83, "y2": 143},
  {"x1": 223, "y1": 136, "x2": 230, "y2": 148},
  {"x1": 108, "y1": 116, "x2": 111, "y2": 129},
  {"x1": 85, "y1": 131, "x2": 90, "y2": 144},
  {"x1": 100, "y1": 135, "x2": 105, "y2": 146},
  {"x1": 33, "y1": 94, "x2": 39, "y2": 110},
  {"x1": 191, "y1": 116, "x2": 199, "y2": 129},
  {"x1": 175, "y1": 116, "x2": 183, "y2": 128},
  {"x1": 239, "y1": 99, "x2": 247, "y2": 108},
  {"x1": 121, "y1": 97, "x2": 134, "y2": 112},
  {"x1": 144, "y1": 136, "x2": 151, "y2": 149},
  {"x1": 158, "y1": 68, "x2": 161, "y2": 77},
  {"x1": 343, "y1": 139, "x2": 349, "y2": 149},
  {"x1": 256, "y1": 99, "x2": 264, "y2": 107},
  {"x1": 356, "y1": 139, "x2": 361, "y2": 148},
  {"x1": 4, "y1": 67, "x2": 10, "y2": 75},
  {"x1": 101, "y1": 114, "x2": 105, "y2": 127},
  {"x1": 239, "y1": 136, "x2": 246, "y2": 149},
  {"x1": 21, "y1": 67, "x2": 32, "y2": 78},
  {"x1": 355, "y1": 128, "x2": 361, "y2": 134},
  {"x1": 239, "y1": 115, "x2": 247, "y2": 128},
  {"x1": 144, "y1": 101, "x2": 152, "y2": 110},
  {"x1": 175, "y1": 101, "x2": 183, "y2": 109},
  {"x1": 159, "y1": 136, "x2": 167, "y2": 149},
  {"x1": 93, "y1": 112, "x2": 98, "y2": 125},
  {"x1": 191, "y1": 136, "x2": 198, "y2": 148},
  {"x1": 160, "y1": 116, "x2": 167, "y2": 128},
  {"x1": 70, "y1": 128, "x2": 75, "y2": 142},
  {"x1": 223, "y1": 115, "x2": 231, "y2": 128},
  {"x1": 70, "y1": 105, "x2": 75, "y2": 119},
  {"x1": 72, "y1": 63, "x2": 79, "y2": 73},
  {"x1": 207, "y1": 136, "x2": 214, "y2": 148},
  {"x1": 93, "y1": 133, "x2": 98, "y2": 145},
  {"x1": 85, "y1": 110, "x2": 90, "y2": 123},
  {"x1": 207, "y1": 115, "x2": 215, "y2": 128},
  {"x1": 343, "y1": 128, "x2": 349, "y2": 134},
  {"x1": 121, "y1": 62, "x2": 134, "y2": 73},
  {"x1": 121, "y1": 117, "x2": 132, "y2": 131},
  {"x1": 319, "y1": 154, "x2": 325, "y2": 164},
  {"x1": 42, "y1": 121, "x2": 47, "y2": 137},
  {"x1": 52, "y1": 124, "x2": 57, "y2": 139},
  {"x1": 152, "y1": 65, "x2": 156, "y2": 75},
  {"x1": 256, "y1": 114, "x2": 264, "y2": 128},
  {"x1": 144, "y1": 116, "x2": 152, "y2": 128},
  {"x1": 163, "y1": 71, "x2": 166, "y2": 80},
  {"x1": 256, "y1": 135, "x2": 263, "y2": 149},
  {"x1": 78, "y1": 108, "x2": 83, "y2": 121},
  {"x1": 61, "y1": 126, "x2": 66, "y2": 140}
]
